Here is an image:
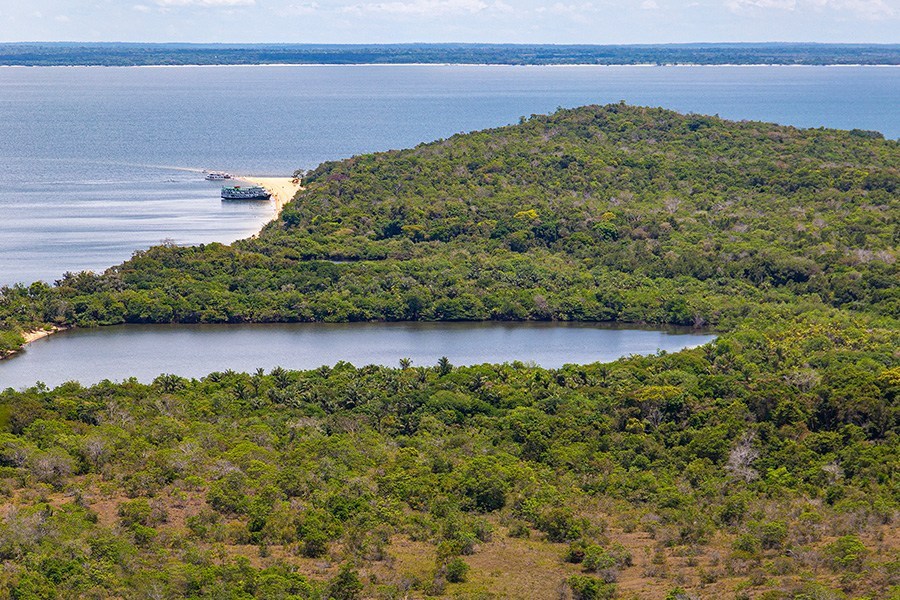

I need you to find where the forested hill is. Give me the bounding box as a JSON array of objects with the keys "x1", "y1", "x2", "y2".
[
  {"x1": 0, "y1": 104, "x2": 898, "y2": 349},
  {"x1": 255, "y1": 104, "x2": 898, "y2": 321},
  {"x1": 2, "y1": 42, "x2": 899, "y2": 66},
  {"x1": 0, "y1": 106, "x2": 898, "y2": 598}
]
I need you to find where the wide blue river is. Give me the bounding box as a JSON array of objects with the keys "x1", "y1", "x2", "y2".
[{"x1": 1, "y1": 65, "x2": 897, "y2": 284}]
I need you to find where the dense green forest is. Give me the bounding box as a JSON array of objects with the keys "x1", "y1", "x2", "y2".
[
  {"x1": 0, "y1": 310, "x2": 897, "y2": 598},
  {"x1": 1, "y1": 104, "x2": 896, "y2": 345},
  {"x1": 0, "y1": 105, "x2": 897, "y2": 598},
  {"x1": 1, "y1": 43, "x2": 899, "y2": 66}
]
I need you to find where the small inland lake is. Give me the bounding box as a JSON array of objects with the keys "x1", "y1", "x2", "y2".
[{"x1": 1, "y1": 322, "x2": 717, "y2": 389}]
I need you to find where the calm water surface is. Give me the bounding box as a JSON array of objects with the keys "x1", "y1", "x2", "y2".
[
  {"x1": 1, "y1": 65, "x2": 898, "y2": 284},
  {"x1": 0, "y1": 322, "x2": 716, "y2": 389}
]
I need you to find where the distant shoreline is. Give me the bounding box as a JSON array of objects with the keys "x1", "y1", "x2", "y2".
[
  {"x1": 2, "y1": 42, "x2": 897, "y2": 67},
  {"x1": 2, "y1": 63, "x2": 899, "y2": 69}
]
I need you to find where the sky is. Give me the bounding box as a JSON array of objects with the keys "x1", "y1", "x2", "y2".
[{"x1": 1, "y1": 0, "x2": 897, "y2": 44}]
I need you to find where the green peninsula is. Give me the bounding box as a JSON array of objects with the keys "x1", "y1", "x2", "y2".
[
  {"x1": 2, "y1": 104, "x2": 897, "y2": 336},
  {"x1": 0, "y1": 105, "x2": 897, "y2": 598}
]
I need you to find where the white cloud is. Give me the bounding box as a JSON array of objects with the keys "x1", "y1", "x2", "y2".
[
  {"x1": 837, "y1": 0, "x2": 896, "y2": 18},
  {"x1": 54, "y1": 14, "x2": 71, "y2": 22},
  {"x1": 281, "y1": 2, "x2": 321, "y2": 15},
  {"x1": 342, "y1": 0, "x2": 501, "y2": 16},
  {"x1": 726, "y1": 0, "x2": 795, "y2": 10},
  {"x1": 154, "y1": 0, "x2": 256, "y2": 7},
  {"x1": 641, "y1": 0, "x2": 660, "y2": 8},
  {"x1": 535, "y1": 2, "x2": 597, "y2": 16},
  {"x1": 133, "y1": 4, "x2": 153, "y2": 12},
  {"x1": 726, "y1": 0, "x2": 895, "y2": 18}
]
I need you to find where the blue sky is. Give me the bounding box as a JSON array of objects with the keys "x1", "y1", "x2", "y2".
[{"x1": 1, "y1": 0, "x2": 897, "y2": 43}]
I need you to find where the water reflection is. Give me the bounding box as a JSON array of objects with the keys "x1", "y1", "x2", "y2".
[{"x1": 0, "y1": 321, "x2": 716, "y2": 389}]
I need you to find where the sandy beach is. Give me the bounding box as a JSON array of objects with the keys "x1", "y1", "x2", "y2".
[
  {"x1": 22, "y1": 327, "x2": 64, "y2": 344},
  {"x1": 234, "y1": 176, "x2": 302, "y2": 214},
  {"x1": 1, "y1": 177, "x2": 301, "y2": 361},
  {"x1": 0, "y1": 326, "x2": 67, "y2": 359}
]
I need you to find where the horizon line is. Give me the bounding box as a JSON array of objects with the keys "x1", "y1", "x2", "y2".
[{"x1": 3, "y1": 41, "x2": 900, "y2": 46}]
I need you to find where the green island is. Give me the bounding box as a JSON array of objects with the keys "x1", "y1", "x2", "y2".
[{"x1": 0, "y1": 105, "x2": 897, "y2": 598}]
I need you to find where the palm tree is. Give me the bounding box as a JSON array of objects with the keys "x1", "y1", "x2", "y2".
[{"x1": 437, "y1": 356, "x2": 452, "y2": 376}]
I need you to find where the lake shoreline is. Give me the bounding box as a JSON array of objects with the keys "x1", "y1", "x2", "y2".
[
  {"x1": 0, "y1": 320, "x2": 718, "y2": 388},
  {"x1": 0, "y1": 326, "x2": 66, "y2": 360},
  {"x1": 1, "y1": 317, "x2": 715, "y2": 362},
  {"x1": 22, "y1": 327, "x2": 62, "y2": 344}
]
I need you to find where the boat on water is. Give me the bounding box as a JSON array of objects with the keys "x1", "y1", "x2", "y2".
[
  {"x1": 205, "y1": 171, "x2": 233, "y2": 181},
  {"x1": 221, "y1": 185, "x2": 271, "y2": 200}
]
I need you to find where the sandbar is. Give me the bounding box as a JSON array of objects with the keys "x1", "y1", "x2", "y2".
[
  {"x1": 1, "y1": 177, "x2": 302, "y2": 361},
  {"x1": 234, "y1": 176, "x2": 303, "y2": 214}
]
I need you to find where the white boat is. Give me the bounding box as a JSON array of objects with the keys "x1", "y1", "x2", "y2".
[
  {"x1": 205, "y1": 171, "x2": 232, "y2": 181},
  {"x1": 221, "y1": 185, "x2": 271, "y2": 200}
]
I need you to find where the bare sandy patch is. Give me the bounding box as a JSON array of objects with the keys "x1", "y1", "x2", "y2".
[{"x1": 235, "y1": 176, "x2": 303, "y2": 214}]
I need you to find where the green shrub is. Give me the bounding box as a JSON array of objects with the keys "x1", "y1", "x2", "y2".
[
  {"x1": 753, "y1": 520, "x2": 788, "y2": 550},
  {"x1": 508, "y1": 520, "x2": 531, "y2": 538},
  {"x1": 565, "y1": 540, "x2": 588, "y2": 564},
  {"x1": 732, "y1": 533, "x2": 761, "y2": 555},
  {"x1": 207, "y1": 472, "x2": 249, "y2": 514},
  {"x1": 301, "y1": 530, "x2": 329, "y2": 558},
  {"x1": 536, "y1": 507, "x2": 582, "y2": 542},
  {"x1": 445, "y1": 557, "x2": 469, "y2": 583},
  {"x1": 824, "y1": 535, "x2": 868, "y2": 571},
  {"x1": 567, "y1": 575, "x2": 616, "y2": 600},
  {"x1": 130, "y1": 524, "x2": 157, "y2": 547},
  {"x1": 665, "y1": 587, "x2": 692, "y2": 600},
  {"x1": 117, "y1": 498, "x2": 153, "y2": 528},
  {"x1": 327, "y1": 564, "x2": 363, "y2": 600},
  {"x1": 583, "y1": 546, "x2": 617, "y2": 573}
]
